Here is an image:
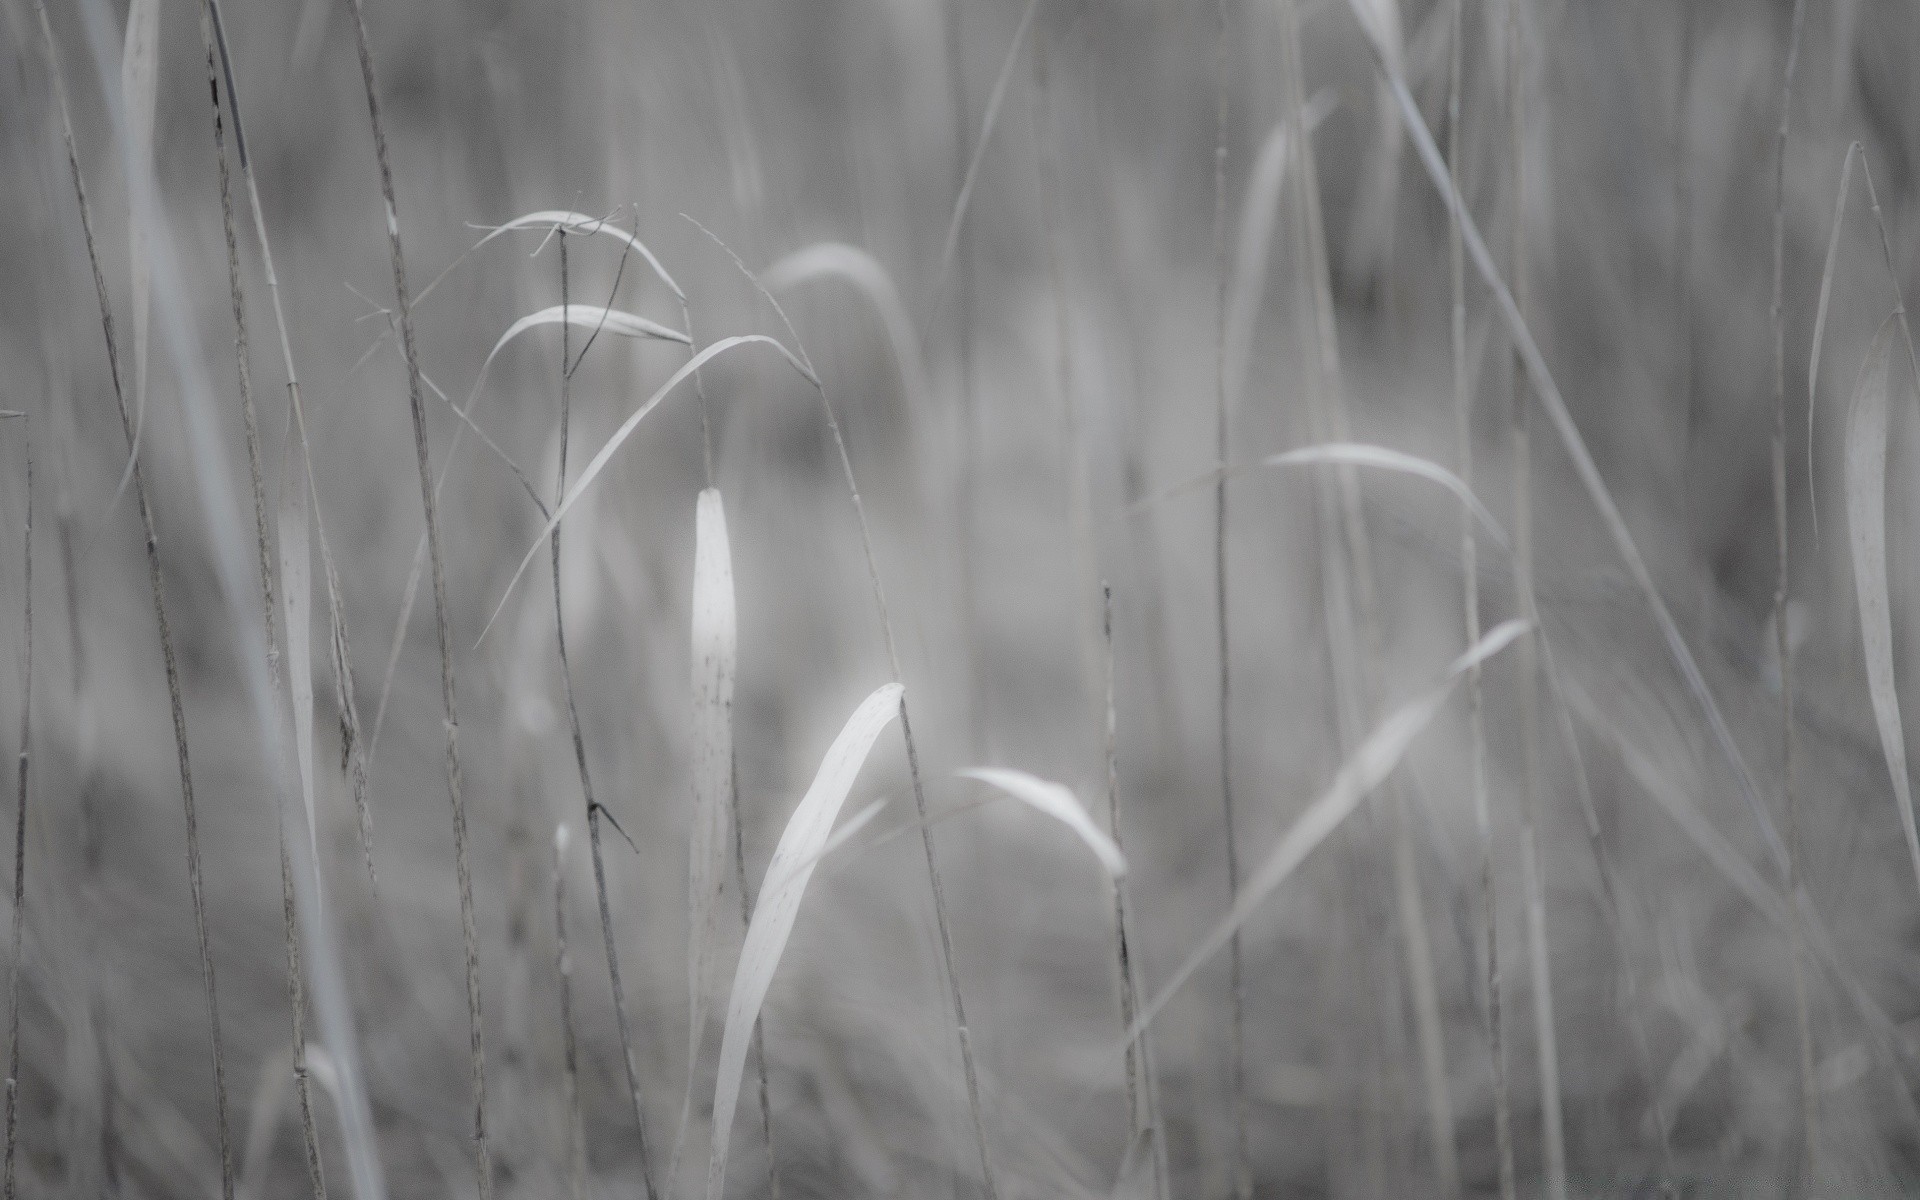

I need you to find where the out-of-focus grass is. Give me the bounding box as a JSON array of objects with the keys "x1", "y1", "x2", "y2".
[{"x1": 4, "y1": 0, "x2": 1920, "y2": 1196}]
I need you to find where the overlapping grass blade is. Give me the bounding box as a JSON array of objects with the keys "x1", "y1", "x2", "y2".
[
  {"x1": 1347, "y1": 1, "x2": 1792, "y2": 875},
  {"x1": 706, "y1": 683, "x2": 903, "y2": 1200},
  {"x1": 1843, "y1": 319, "x2": 1920, "y2": 898},
  {"x1": 477, "y1": 334, "x2": 814, "y2": 646},
  {"x1": 1124, "y1": 619, "x2": 1529, "y2": 1044},
  {"x1": 957, "y1": 768, "x2": 1127, "y2": 878}
]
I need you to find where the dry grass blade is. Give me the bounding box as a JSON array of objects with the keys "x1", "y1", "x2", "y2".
[
  {"x1": 114, "y1": 0, "x2": 157, "y2": 502},
  {"x1": 957, "y1": 769, "x2": 1127, "y2": 878},
  {"x1": 762, "y1": 243, "x2": 928, "y2": 410},
  {"x1": 444, "y1": 210, "x2": 683, "y2": 302},
  {"x1": 477, "y1": 334, "x2": 813, "y2": 646},
  {"x1": 1843, "y1": 318, "x2": 1920, "y2": 898},
  {"x1": 1124, "y1": 619, "x2": 1530, "y2": 1045},
  {"x1": 706, "y1": 683, "x2": 903, "y2": 1200}
]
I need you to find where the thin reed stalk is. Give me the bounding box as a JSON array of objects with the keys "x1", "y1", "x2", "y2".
[
  {"x1": 728, "y1": 764, "x2": 780, "y2": 1200},
  {"x1": 1103, "y1": 585, "x2": 1167, "y2": 1200},
  {"x1": 338, "y1": 5, "x2": 491, "y2": 1194},
  {"x1": 1274, "y1": 0, "x2": 1459, "y2": 1190},
  {"x1": 32, "y1": 7, "x2": 236, "y2": 1195},
  {"x1": 1209, "y1": 2, "x2": 1249, "y2": 1196},
  {"x1": 554, "y1": 827, "x2": 586, "y2": 1200},
  {"x1": 547, "y1": 231, "x2": 659, "y2": 1200},
  {"x1": 690, "y1": 220, "x2": 1000, "y2": 1200},
  {"x1": 944, "y1": 0, "x2": 983, "y2": 753},
  {"x1": 1503, "y1": 4, "x2": 1567, "y2": 1196},
  {"x1": 194, "y1": 7, "x2": 327, "y2": 1192},
  {"x1": 2, "y1": 418, "x2": 29, "y2": 1200},
  {"x1": 1447, "y1": 7, "x2": 1515, "y2": 1197},
  {"x1": 1768, "y1": 1, "x2": 1817, "y2": 1189}
]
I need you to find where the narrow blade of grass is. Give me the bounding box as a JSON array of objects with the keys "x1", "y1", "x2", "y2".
[
  {"x1": 957, "y1": 768, "x2": 1127, "y2": 878},
  {"x1": 280, "y1": 433, "x2": 317, "y2": 859},
  {"x1": 1124, "y1": 619, "x2": 1529, "y2": 1045},
  {"x1": 114, "y1": 0, "x2": 157, "y2": 503},
  {"x1": 706, "y1": 682, "x2": 903, "y2": 1200},
  {"x1": 1807, "y1": 143, "x2": 1862, "y2": 543},
  {"x1": 1844, "y1": 318, "x2": 1920, "y2": 898}
]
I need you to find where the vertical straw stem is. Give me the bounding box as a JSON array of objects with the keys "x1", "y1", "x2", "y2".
[
  {"x1": 2, "y1": 422, "x2": 29, "y2": 1200},
  {"x1": 1769, "y1": 0, "x2": 1817, "y2": 1189},
  {"x1": 1209, "y1": 2, "x2": 1249, "y2": 1196},
  {"x1": 1448, "y1": 6, "x2": 1516, "y2": 1198},
  {"x1": 555, "y1": 830, "x2": 586, "y2": 1200},
  {"x1": 551, "y1": 232, "x2": 659, "y2": 1200},
  {"x1": 1502, "y1": 2, "x2": 1567, "y2": 1195},
  {"x1": 338, "y1": 4, "x2": 491, "y2": 1194},
  {"x1": 194, "y1": 7, "x2": 328, "y2": 1192},
  {"x1": 1275, "y1": 0, "x2": 1459, "y2": 1189}
]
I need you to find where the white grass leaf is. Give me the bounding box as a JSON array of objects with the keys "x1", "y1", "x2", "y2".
[
  {"x1": 1261, "y1": 444, "x2": 1508, "y2": 551},
  {"x1": 1844, "y1": 318, "x2": 1920, "y2": 898},
  {"x1": 474, "y1": 306, "x2": 689, "y2": 403},
  {"x1": 686, "y1": 487, "x2": 736, "y2": 1077},
  {"x1": 958, "y1": 767, "x2": 1128, "y2": 878},
  {"x1": 117, "y1": 0, "x2": 159, "y2": 500},
  {"x1": 280, "y1": 434, "x2": 316, "y2": 858},
  {"x1": 1152, "y1": 442, "x2": 1508, "y2": 551},
  {"x1": 472, "y1": 211, "x2": 682, "y2": 298},
  {"x1": 477, "y1": 334, "x2": 814, "y2": 647},
  {"x1": 763, "y1": 242, "x2": 928, "y2": 408},
  {"x1": 1124, "y1": 619, "x2": 1528, "y2": 1045},
  {"x1": 1808, "y1": 142, "x2": 1862, "y2": 544},
  {"x1": 707, "y1": 682, "x2": 903, "y2": 1200},
  {"x1": 409, "y1": 210, "x2": 686, "y2": 314}
]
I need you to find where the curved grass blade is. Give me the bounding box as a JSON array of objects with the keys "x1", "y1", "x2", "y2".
[
  {"x1": 1147, "y1": 442, "x2": 1508, "y2": 552},
  {"x1": 1123, "y1": 619, "x2": 1528, "y2": 1045},
  {"x1": 476, "y1": 334, "x2": 813, "y2": 647},
  {"x1": 706, "y1": 683, "x2": 903, "y2": 1200},
  {"x1": 957, "y1": 768, "x2": 1127, "y2": 878},
  {"x1": 1844, "y1": 318, "x2": 1920, "y2": 898},
  {"x1": 430, "y1": 210, "x2": 684, "y2": 305},
  {"x1": 763, "y1": 242, "x2": 928, "y2": 409}
]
